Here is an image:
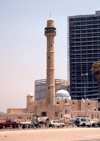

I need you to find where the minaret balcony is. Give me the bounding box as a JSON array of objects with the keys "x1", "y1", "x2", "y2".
[{"x1": 45, "y1": 28, "x2": 56, "y2": 34}]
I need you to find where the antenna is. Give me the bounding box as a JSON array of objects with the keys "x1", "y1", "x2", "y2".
[{"x1": 50, "y1": 13, "x2": 51, "y2": 17}]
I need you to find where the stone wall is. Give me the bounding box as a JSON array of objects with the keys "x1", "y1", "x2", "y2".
[
  {"x1": 0, "y1": 113, "x2": 33, "y2": 122},
  {"x1": 7, "y1": 108, "x2": 27, "y2": 114},
  {"x1": 7, "y1": 96, "x2": 99, "y2": 121}
]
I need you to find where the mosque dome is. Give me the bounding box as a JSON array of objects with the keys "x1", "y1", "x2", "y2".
[
  {"x1": 27, "y1": 93, "x2": 33, "y2": 96},
  {"x1": 55, "y1": 89, "x2": 71, "y2": 100}
]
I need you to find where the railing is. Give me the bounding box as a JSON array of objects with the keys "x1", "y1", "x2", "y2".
[{"x1": 45, "y1": 28, "x2": 56, "y2": 34}]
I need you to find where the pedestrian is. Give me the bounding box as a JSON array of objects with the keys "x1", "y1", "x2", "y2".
[{"x1": 36, "y1": 116, "x2": 39, "y2": 128}]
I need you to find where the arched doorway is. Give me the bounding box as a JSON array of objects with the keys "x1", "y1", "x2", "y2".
[{"x1": 65, "y1": 109, "x2": 69, "y2": 114}]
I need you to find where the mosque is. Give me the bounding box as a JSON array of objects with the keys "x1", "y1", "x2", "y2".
[{"x1": 1, "y1": 17, "x2": 100, "y2": 122}]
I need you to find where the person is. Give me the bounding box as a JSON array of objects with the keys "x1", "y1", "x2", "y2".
[
  {"x1": 36, "y1": 116, "x2": 39, "y2": 127},
  {"x1": 46, "y1": 119, "x2": 50, "y2": 128}
]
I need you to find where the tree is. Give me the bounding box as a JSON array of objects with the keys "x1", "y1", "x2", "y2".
[{"x1": 91, "y1": 61, "x2": 100, "y2": 96}]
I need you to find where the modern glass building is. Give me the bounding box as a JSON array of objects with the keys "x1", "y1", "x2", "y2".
[{"x1": 68, "y1": 11, "x2": 100, "y2": 101}]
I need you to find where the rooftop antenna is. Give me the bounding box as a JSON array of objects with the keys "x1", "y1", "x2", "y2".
[{"x1": 50, "y1": 13, "x2": 51, "y2": 17}]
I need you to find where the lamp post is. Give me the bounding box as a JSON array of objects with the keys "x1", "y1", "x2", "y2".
[{"x1": 81, "y1": 73, "x2": 88, "y2": 117}]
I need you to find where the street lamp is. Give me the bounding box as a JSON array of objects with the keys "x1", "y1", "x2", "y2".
[{"x1": 81, "y1": 73, "x2": 88, "y2": 117}]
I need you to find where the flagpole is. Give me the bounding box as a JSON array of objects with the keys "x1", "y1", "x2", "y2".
[{"x1": 81, "y1": 73, "x2": 88, "y2": 117}]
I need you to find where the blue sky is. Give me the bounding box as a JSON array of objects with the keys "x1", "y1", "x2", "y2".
[{"x1": 0, "y1": 0, "x2": 100, "y2": 112}]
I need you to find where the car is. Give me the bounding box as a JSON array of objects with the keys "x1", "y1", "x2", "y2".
[
  {"x1": 38, "y1": 117, "x2": 49, "y2": 123},
  {"x1": 0, "y1": 120, "x2": 18, "y2": 129},
  {"x1": 65, "y1": 120, "x2": 70, "y2": 123},
  {"x1": 20, "y1": 121, "x2": 32, "y2": 128},
  {"x1": 75, "y1": 117, "x2": 95, "y2": 127},
  {"x1": 49, "y1": 120, "x2": 65, "y2": 127},
  {"x1": 69, "y1": 120, "x2": 76, "y2": 124}
]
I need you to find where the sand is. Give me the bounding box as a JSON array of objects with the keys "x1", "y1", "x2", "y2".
[{"x1": 0, "y1": 127, "x2": 100, "y2": 141}]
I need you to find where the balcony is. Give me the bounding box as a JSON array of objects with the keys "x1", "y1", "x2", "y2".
[{"x1": 45, "y1": 28, "x2": 56, "y2": 34}]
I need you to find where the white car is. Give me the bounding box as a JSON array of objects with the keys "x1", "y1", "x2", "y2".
[
  {"x1": 75, "y1": 117, "x2": 95, "y2": 127},
  {"x1": 49, "y1": 120, "x2": 65, "y2": 127},
  {"x1": 20, "y1": 121, "x2": 32, "y2": 128},
  {"x1": 38, "y1": 117, "x2": 49, "y2": 122}
]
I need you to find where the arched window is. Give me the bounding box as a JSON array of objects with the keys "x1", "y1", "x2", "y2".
[
  {"x1": 41, "y1": 111, "x2": 47, "y2": 117},
  {"x1": 65, "y1": 110, "x2": 67, "y2": 114},
  {"x1": 65, "y1": 99, "x2": 67, "y2": 103}
]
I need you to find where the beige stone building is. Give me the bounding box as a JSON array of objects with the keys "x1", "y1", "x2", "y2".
[
  {"x1": 1, "y1": 17, "x2": 100, "y2": 122},
  {"x1": 7, "y1": 94, "x2": 99, "y2": 121}
]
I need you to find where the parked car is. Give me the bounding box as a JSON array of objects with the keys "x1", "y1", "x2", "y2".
[
  {"x1": 20, "y1": 121, "x2": 32, "y2": 128},
  {"x1": 69, "y1": 120, "x2": 76, "y2": 124},
  {"x1": 38, "y1": 117, "x2": 49, "y2": 124},
  {"x1": 75, "y1": 117, "x2": 95, "y2": 127},
  {"x1": 65, "y1": 120, "x2": 70, "y2": 123},
  {"x1": 31, "y1": 117, "x2": 49, "y2": 128},
  {"x1": 0, "y1": 120, "x2": 18, "y2": 129},
  {"x1": 49, "y1": 120, "x2": 65, "y2": 127}
]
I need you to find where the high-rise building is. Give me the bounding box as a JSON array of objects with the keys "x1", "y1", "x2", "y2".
[{"x1": 68, "y1": 11, "x2": 100, "y2": 101}]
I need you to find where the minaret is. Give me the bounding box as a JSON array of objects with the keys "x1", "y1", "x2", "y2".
[{"x1": 44, "y1": 17, "x2": 56, "y2": 105}]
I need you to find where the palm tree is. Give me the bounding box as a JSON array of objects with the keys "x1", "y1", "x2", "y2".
[{"x1": 91, "y1": 61, "x2": 100, "y2": 96}]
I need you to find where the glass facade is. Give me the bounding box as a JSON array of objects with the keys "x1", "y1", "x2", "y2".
[{"x1": 68, "y1": 12, "x2": 100, "y2": 100}]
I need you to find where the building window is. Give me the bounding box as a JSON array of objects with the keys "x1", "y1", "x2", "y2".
[
  {"x1": 57, "y1": 101, "x2": 59, "y2": 104},
  {"x1": 65, "y1": 110, "x2": 67, "y2": 114},
  {"x1": 61, "y1": 114, "x2": 63, "y2": 118},
  {"x1": 41, "y1": 111, "x2": 47, "y2": 117},
  {"x1": 65, "y1": 110, "x2": 69, "y2": 114},
  {"x1": 91, "y1": 114, "x2": 93, "y2": 119},
  {"x1": 18, "y1": 117, "x2": 22, "y2": 119},
  {"x1": 65, "y1": 99, "x2": 67, "y2": 103},
  {"x1": 55, "y1": 112, "x2": 58, "y2": 117}
]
